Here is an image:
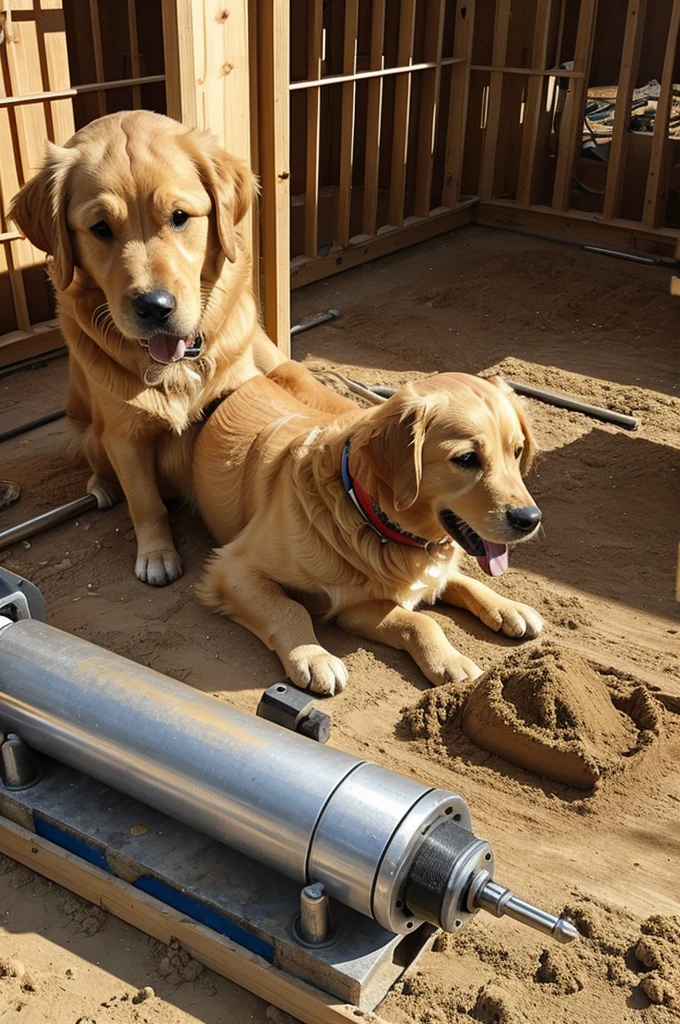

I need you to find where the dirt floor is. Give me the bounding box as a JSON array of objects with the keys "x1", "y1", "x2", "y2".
[{"x1": 0, "y1": 224, "x2": 679, "y2": 1024}]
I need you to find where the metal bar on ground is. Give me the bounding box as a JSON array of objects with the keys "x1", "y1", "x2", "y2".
[
  {"x1": 290, "y1": 309, "x2": 340, "y2": 336},
  {"x1": 504, "y1": 379, "x2": 639, "y2": 430},
  {"x1": 0, "y1": 409, "x2": 66, "y2": 445},
  {"x1": 0, "y1": 494, "x2": 99, "y2": 551}
]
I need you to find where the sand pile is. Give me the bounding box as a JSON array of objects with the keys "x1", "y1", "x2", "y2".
[{"x1": 405, "y1": 643, "x2": 662, "y2": 790}]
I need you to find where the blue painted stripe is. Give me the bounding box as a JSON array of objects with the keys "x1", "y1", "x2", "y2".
[
  {"x1": 34, "y1": 816, "x2": 114, "y2": 874},
  {"x1": 134, "y1": 875, "x2": 275, "y2": 963}
]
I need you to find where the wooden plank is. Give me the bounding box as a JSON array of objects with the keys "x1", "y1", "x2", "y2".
[
  {"x1": 126, "y1": 0, "x2": 142, "y2": 109},
  {"x1": 259, "y1": 0, "x2": 291, "y2": 352},
  {"x1": 478, "y1": 0, "x2": 511, "y2": 201},
  {"x1": 361, "y1": 0, "x2": 386, "y2": 236},
  {"x1": 602, "y1": 0, "x2": 648, "y2": 220},
  {"x1": 475, "y1": 199, "x2": 680, "y2": 258},
  {"x1": 336, "y1": 0, "x2": 359, "y2": 247},
  {"x1": 516, "y1": 0, "x2": 558, "y2": 206},
  {"x1": 642, "y1": 0, "x2": 680, "y2": 228},
  {"x1": 0, "y1": 815, "x2": 393, "y2": 1024},
  {"x1": 387, "y1": 0, "x2": 417, "y2": 226},
  {"x1": 443, "y1": 0, "x2": 476, "y2": 207},
  {"x1": 0, "y1": 325, "x2": 63, "y2": 369},
  {"x1": 291, "y1": 200, "x2": 477, "y2": 288},
  {"x1": 40, "y1": 0, "x2": 75, "y2": 145},
  {"x1": 414, "y1": 0, "x2": 447, "y2": 218},
  {"x1": 88, "y1": 0, "x2": 107, "y2": 117},
  {"x1": 551, "y1": 0, "x2": 598, "y2": 211},
  {"x1": 304, "y1": 0, "x2": 323, "y2": 257}
]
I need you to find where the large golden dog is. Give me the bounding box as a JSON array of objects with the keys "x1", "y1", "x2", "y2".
[
  {"x1": 10, "y1": 111, "x2": 283, "y2": 585},
  {"x1": 195, "y1": 362, "x2": 544, "y2": 694}
]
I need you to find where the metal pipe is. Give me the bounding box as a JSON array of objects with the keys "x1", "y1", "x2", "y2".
[
  {"x1": 503, "y1": 379, "x2": 640, "y2": 430},
  {"x1": 0, "y1": 494, "x2": 98, "y2": 550},
  {"x1": 0, "y1": 613, "x2": 578, "y2": 943},
  {"x1": 0, "y1": 408, "x2": 66, "y2": 445},
  {"x1": 291, "y1": 309, "x2": 341, "y2": 336}
]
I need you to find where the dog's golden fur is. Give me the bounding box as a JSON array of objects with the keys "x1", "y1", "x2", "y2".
[
  {"x1": 194, "y1": 362, "x2": 544, "y2": 694},
  {"x1": 10, "y1": 110, "x2": 283, "y2": 585}
]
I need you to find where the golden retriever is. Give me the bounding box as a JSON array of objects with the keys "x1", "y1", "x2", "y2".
[
  {"x1": 194, "y1": 362, "x2": 544, "y2": 694},
  {"x1": 10, "y1": 110, "x2": 284, "y2": 585}
]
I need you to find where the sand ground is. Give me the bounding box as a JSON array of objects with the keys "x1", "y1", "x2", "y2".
[{"x1": 0, "y1": 225, "x2": 678, "y2": 1024}]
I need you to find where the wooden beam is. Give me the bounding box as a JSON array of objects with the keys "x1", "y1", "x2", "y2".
[
  {"x1": 414, "y1": 0, "x2": 447, "y2": 218},
  {"x1": 443, "y1": 0, "x2": 476, "y2": 208},
  {"x1": 602, "y1": 0, "x2": 648, "y2": 220},
  {"x1": 476, "y1": 199, "x2": 680, "y2": 258},
  {"x1": 642, "y1": 0, "x2": 680, "y2": 228},
  {"x1": 0, "y1": 325, "x2": 63, "y2": 369},
  {"x1": 478, "y1": 0, "x2": 511, "y2": 201},
  {"x1": 304, "y1": 0, "x2": 323, "y2": 257},
  {"x1": 337, "y1": 0, "x2": 359, "y2": 247},
  {"x1": 88, "y1": 0, "x2": 108, "y2": 117},
  {"x1": 551, "y1": 0, "x2": 598, "y2": 211},
  {"x1": 516, "y1": 0, "x2": 558, "y2": 206},
  {"x1": 0, "y1": 815, "x2": 393, "y2": 1024},
  {"x1": 387, "y1": 0, "x2": 417, "y2": 226},
  {"x1": 361, "y1": 0, "x2": 386, "y2": 236},
  {"x1": 259, "y1": 0, "x2": 291, "y2": 352},
  {"x1": 291, "y1": 200, "x2": 477, "y2": 288},
  {"x1": 126, "y1": 0, "x2": 142, "y2": 109}
]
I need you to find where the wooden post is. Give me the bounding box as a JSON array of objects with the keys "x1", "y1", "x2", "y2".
[
  {"x1": 337, "y1": 0, "x2": 359, "y2": 247},
  {"x1": 161, "y1": 0, "x2": 262, "y2": 317},
  {"x1": 387, "y1": 0, "x2": 417, "y2": 226},
  {"x1": 361, "y1": 0, "x2": 386, "y2": 236},
  {"x1": 258, "y1": 0, "x2": 291, "y2": 353},
  {"x1": 304, "y1": 0, "x2": 323, "y2": 258},
  {"x1": 414, "y1": 0, "x2": 446, "y2": 218},
  {"x1": 516, "y1": 0, "x2": 558, "y2": 206},
  {"x1": 443, "y1": 0, "x2": 476, "y2": 208},
  {"x1": 602, "y1": 0, "x2": 648, "y2": 220},
  {"x1": 478, "y1": 0, "x2": 511, "y2": 201},
  {"x1": 642, "y1": 0, "x2": 680, "y2": 229},
  {"x1": 551, "y1": 0, "x2": 598, "y2": 211}
]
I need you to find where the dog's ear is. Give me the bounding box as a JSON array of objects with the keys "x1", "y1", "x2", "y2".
[
  {"x1": 486, "y1": 376, "x2": 537, "y2": 473},
  {"x1": 190, "y1": 131, "x2": 257, "y2": 263},
  {"x1": 356, "y1": 396, "x2": 434, "y2": 512},
  {"x1": 9, "y1": 142, "x2": 77, "y2": 292}
]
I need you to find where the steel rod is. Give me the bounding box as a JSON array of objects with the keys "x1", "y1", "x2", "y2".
[
  {"x1": 0, "y1": 408, "x2": 66, "y2": 445},
  {"x1": 504, "y1": 379, "x2": 639, "y2": 430},
  {"x1": 0, "y1": 494, "x2": 98, "y2": 550},
  {"x1": 291, "y1": 309, "x2": 341, "y2": 336}
]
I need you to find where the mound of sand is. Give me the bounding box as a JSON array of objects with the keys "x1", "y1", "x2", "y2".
[{"x1": 460, "y1": 644, "x2": 661, "y2": 789}]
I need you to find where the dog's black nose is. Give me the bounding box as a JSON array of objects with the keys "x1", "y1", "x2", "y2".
[
  {"x1": 506, "y1": 505, "x2": 542, "y2": 533},
  {"x1": 131, "y1": 290, "x2": 175, "y2": 323}
]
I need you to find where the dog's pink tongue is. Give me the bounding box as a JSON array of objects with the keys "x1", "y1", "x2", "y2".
[
  {"x1": 477, "y1": 541, "x2": 509, "y2": 577},
  {"x1": 148, "y1": 335, "x2": 187, "y2": 364}
]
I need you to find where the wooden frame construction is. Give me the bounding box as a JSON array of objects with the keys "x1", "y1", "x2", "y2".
[{"x1": 1, "y1": 0, "x2": 680, "y2": 359}]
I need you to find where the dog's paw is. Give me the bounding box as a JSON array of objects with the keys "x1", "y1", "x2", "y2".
[
  {"x1": 425, "y1": 650, "x2": 483, "y2": 687},
  {"x1": 480, "y1": 599, "x2": 544, "y2": 639},
  {"x1": 135, "y1": 550, "x2": 183, "y2": 587},
  {"x1": 286, "y1": 645, "x2": 348, "y2": 696}
]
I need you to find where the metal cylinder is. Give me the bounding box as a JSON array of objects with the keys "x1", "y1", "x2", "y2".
[
  {"x1": 0, "y1": 617, "x2": 465, "y2": 933},
  {"x1": 0, "y1": 493, "x2": 99, "y2": 551}
]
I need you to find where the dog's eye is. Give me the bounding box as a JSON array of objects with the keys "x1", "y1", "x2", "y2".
[
  {"x1": 171, "y1": 210, "x2": 190, "y2": 230},
  {"x1": 514, "y1": 446, "x2": 523, "y2": 459},
  {"x1": 451, "y1": 452, "x2": 479, "y2": 469},
  {"x1": 90, "y1": 220, "x2": 113, "y2": 240}
]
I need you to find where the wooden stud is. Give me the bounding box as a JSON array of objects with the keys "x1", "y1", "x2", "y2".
[
  {"x1": 414, "y1": 0, "x2": 446, "y2": 218},
  {"x1": 443, "y1": 0, "x2": 476, "y2": 207},
  {"x1": 478, "y1": 0, "x2": 511, "y2": 201},
  {"x1": 126, "y1": 0, "x2": 142, "y2": 109},
  {"x1": 602, "y1": 0, "x2": 648, "y2": 221},
  {"x1": 0, "y1": 815, "x2": 394, "y2": 1024},
  {"x1": 88, "y1": 0, "x2": 107, "y2": 117},
  {"x1": 304, "y1": 0, "x2": 323, "y2": 257},
  {"x1": 516, "y1": 0, "x2": 558, "y2": 206},
  {"x1": 642, "y1": 0, "x2": 680, "y2": 228},
  {"x1": 259, "y1": 0, "x2": 290, "y2": 352},
  {"x1": 361, "y1": 0, "x2": 386, "y2": 236},
  {"x1": 551, "y1": 0, "x2": 598, "y2": 211},
  {"x1": 291, "y1": 200, "x2": 477, "y2": 288},
  {"x1": 387, "y1": 0, "x2": 417, "y2": 227},
  {"x1": 336, "y1": 0, "x2": 359, "y2": 247}
]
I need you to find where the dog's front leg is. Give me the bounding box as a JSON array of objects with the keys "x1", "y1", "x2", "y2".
[
  {"x1": 441, "y1": 572, "x2": 543, "y2": 638},
  {"x1": 335, "y1": 601, "x2": 482, "y2": 686},
  {"x1": 103, "y1": 432, "x2": 182, "y2": 586},
  {"x1": 199, "y1": 550, "x2": 347, "y2": 696}
]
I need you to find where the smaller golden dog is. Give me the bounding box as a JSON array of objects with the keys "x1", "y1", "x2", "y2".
[{"x1": 195, "y1": 363, "x2": 544, "y2": 694}]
